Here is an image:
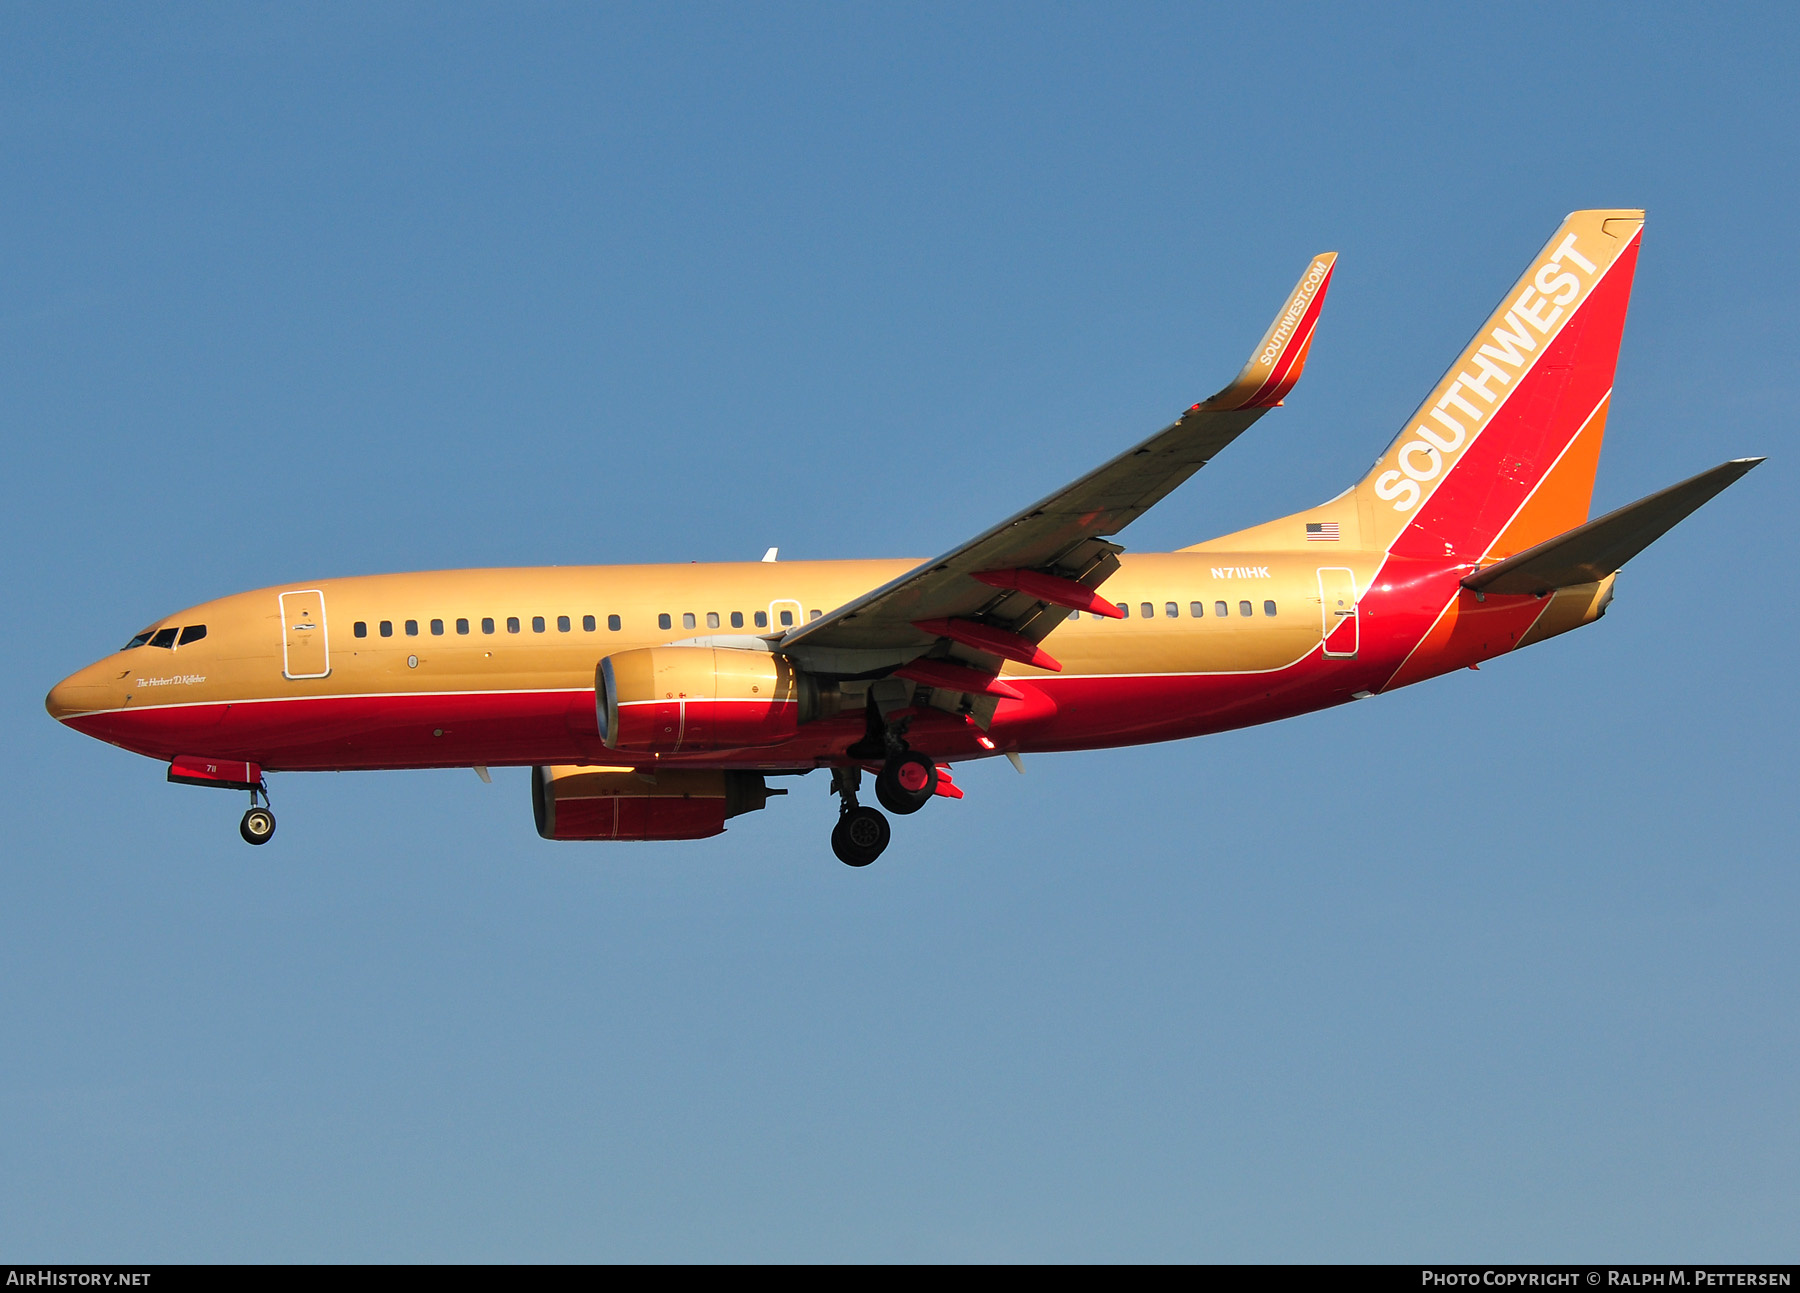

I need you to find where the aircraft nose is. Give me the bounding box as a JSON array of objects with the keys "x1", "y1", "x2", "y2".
[{"x1": 46, "y1": 663, "x2": 117, "y2": 721}]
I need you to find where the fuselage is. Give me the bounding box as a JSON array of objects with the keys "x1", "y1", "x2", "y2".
[{"x1": 44, "y1": 545, "x2": 1610, "y2": 774}]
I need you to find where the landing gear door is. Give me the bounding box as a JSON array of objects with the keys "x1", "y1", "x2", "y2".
[
  {"x1": 1317, "y1": 567, "x2": 1359, "y2": 659},
  {"x1": 279, "y1": 589, "x2": 331, "y2": 679}
]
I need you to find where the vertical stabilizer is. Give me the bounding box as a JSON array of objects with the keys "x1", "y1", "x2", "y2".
[{"x1": 1356, "y1": 209, "x2": 1644, "y2": 560}]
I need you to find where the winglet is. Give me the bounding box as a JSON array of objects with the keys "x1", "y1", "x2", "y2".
[{"x1": 1200, "y1": 252, "x2": 1337, "y2": 411}]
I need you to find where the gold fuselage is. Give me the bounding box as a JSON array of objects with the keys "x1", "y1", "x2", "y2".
[
  {"x1": 47, "y1": 550, "x2": 1362, "y2": 747},
  {"x1": 45, "y1": 543, "x2": 1607, "y2": 775}
]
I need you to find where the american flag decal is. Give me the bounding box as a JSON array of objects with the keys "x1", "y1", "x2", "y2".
[{"x1": 1305, "y1": 521, "x2": 1340, "y2": 542}]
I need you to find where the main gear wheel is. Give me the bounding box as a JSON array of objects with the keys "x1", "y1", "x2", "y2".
[
  {"x1": 831, "y1": 805, "x2": 890, "y2": 866},
  {"x1": 875, "y1": 752, "x2": 937, "y2": 815}
]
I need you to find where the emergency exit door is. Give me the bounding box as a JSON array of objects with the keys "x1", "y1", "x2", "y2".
[
  {"x1": 1316, "y1": 568, "x2": 1359, "y2": 659},
  {"x1": 279, "y1": 589, "x2": 331, "y2": 679}
]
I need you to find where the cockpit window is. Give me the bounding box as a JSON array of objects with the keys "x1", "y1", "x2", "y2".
[{"x1": 125, "y1": 624, "x2": 205, "y2": 649}]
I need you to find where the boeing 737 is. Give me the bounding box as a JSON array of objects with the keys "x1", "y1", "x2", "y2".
[{"x1": 46, "y1": 209, "x2": 1760, "y2": 865}]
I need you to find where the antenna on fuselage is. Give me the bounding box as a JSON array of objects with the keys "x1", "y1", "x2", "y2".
[{"x1": 761, "y1": 547, "x2": 778, "y2": 562}]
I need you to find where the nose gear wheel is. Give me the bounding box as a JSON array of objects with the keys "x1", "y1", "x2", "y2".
[{"x1": 240, "y1": 806, "x2": 276, "y2": 845}]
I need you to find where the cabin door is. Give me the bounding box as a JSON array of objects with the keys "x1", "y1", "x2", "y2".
[
  {"x1": 1316, "y1": 568, "x2": 1359, "y2": 659},
  {"x1": 767, "y1": 598, "x2": 806, "y2": 632},
  {"x1": 279, "y1": 589, "x2": 331, "y2": 679}
]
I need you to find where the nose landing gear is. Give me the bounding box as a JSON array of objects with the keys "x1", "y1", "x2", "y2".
[
  {"x1": 829, "y1": 766, "x2": 890, "y2": 866},
  {"x1": 240, "y1": 807, "x2": 276, "y2": 845},
  {"x1": 239, "y1": 783, "x2": 276, "y2": 846}
]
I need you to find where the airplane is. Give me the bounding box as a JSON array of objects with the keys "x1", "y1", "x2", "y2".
[{"x1": 46, "y1": 209, "x2": 1761, "y2": 866}]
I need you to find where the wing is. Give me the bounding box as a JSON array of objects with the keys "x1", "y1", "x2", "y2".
[{"x1": 778, "y1": 252, "x2": 1337, "y2": 687}]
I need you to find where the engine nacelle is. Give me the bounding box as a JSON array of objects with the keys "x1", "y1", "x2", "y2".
[
  {"x1": 597, "y1": 646, "x2": 807, "y2": 754},
  {"x1": 532, "y1": 765, "x2": 778, "y2": 841}
]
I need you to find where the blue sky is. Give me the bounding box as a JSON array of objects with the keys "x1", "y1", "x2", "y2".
[{"x1": 2, "y1": 2, "x2": 1794, "y2": 1261}]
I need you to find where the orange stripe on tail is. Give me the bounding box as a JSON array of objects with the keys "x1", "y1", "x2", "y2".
[{"x1": 1484, "y1": 392, "x2": 1611, "y2": 560}]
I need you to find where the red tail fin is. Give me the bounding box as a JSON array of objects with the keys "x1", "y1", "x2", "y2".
[{"x1": 1356, "y1": 210, "x2": 1644, "y2": 560}]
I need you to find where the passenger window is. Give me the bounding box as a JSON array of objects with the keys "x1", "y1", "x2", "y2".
[
  {"x1": 754, "y1": 611, "x2": 768, "y2": 628},
  {"x1": 456, "y1": 618, "x2": 470, "y2": 635},
  {"x1": 178, "y1": 625, "x2": 207, "y2": 645},
  {"x1": 149, "y1": 627, "x2": 178, "y2": 649},
  {"x1": 1240, "y1": 601, "x2": 1253, "y2": 618},
  {"x1": 1215, "y1": 601, "x2": 1229, "y2": 617},
  {"x1": 431, "y1": 619, "x2": 445, "y2": 635},
  {"x1": 1140, "y1": 603, "x2": 1153, "y2": 619},
  {"x1": 1165, "y1": 602, "x2": 1178, "y2": 619},
  {"x1": 730, "y1": 611, "x2": 744, "y2": 628},
  {"x1": 123, "y1": 630, "x2": 154, "y2": 650},
  {"x1": 506, "y1": 617, "x2": 520, "y2": 634},
  {"x1": 607, "y1": 615, "x2": 621, "y2": 631},
  {"x1": 779, "y1": 610, "x2": 794, "y2": 627},
  {"x1": 482, "y1": 618, "x2": 496, "y2": 634},
  {"x1": 1120, "y1": 602, "x2": 1130, "y2": 618},
  {"x1": 1190, "y1": 602, "x2": 1204, "y2": 617},
  {"x1": 379, "y1": 621, "x2": 393, "y2": 637},
  {"x1": 1069, "y1": 608, "x2": 1081, "y2": 620},
  {"x1": 658, "y1": 613, "x2": 672, "y2": 630},
  {"x1": 532, "y1": 616, "x2": 546, "y2": 633},
  {"x1": 557, "y1": 615, "x2": 570, "y2": 632},
  {"x1": 682, "y1": 612, "x2": 697, "y2": 629},
  {"x1": 706, "y1": 612, "x2": 720, "y2": 629},
  {"x1": 810, "y1": 609, "x2": 822, "y2": 621},
  {"x1": 582, "y1": 615, "x2": 596, "y2": 631},
  {"x1": 404, "y1": 620, "x2": 418, "y2": 637},
  {"x1": 1264, "y1": 600, "x2": 1277, "y2": 617},
  {"x1": 354, "y1": 622, "x2": 368, "y2": 638}
]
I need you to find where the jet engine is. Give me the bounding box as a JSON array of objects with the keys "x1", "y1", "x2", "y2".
[
  {"x1": 596, "y1": 645, "x2": 813, "y2": 754},
  {"x1": 532, "y1": 765, "x2": 780, "y2": 841}
]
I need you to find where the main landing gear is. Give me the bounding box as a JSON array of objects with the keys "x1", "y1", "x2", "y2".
[
  {"x1": 874, "y1": 751, "x2": 937, "y2": 816},
  {"x1": 829, "y1": 750, "x2": 942, "y2": 866},
  {"x1": 239, "y1": 784, "x2": 276, "y2": 846},
  {"x1": 829, "y1": 767, "x2": 890, "y2": 867}
]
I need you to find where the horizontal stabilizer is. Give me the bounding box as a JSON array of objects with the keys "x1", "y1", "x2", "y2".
[{"x1": 1462, "y1": 458, "x2": 1762, "y2": 596}]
